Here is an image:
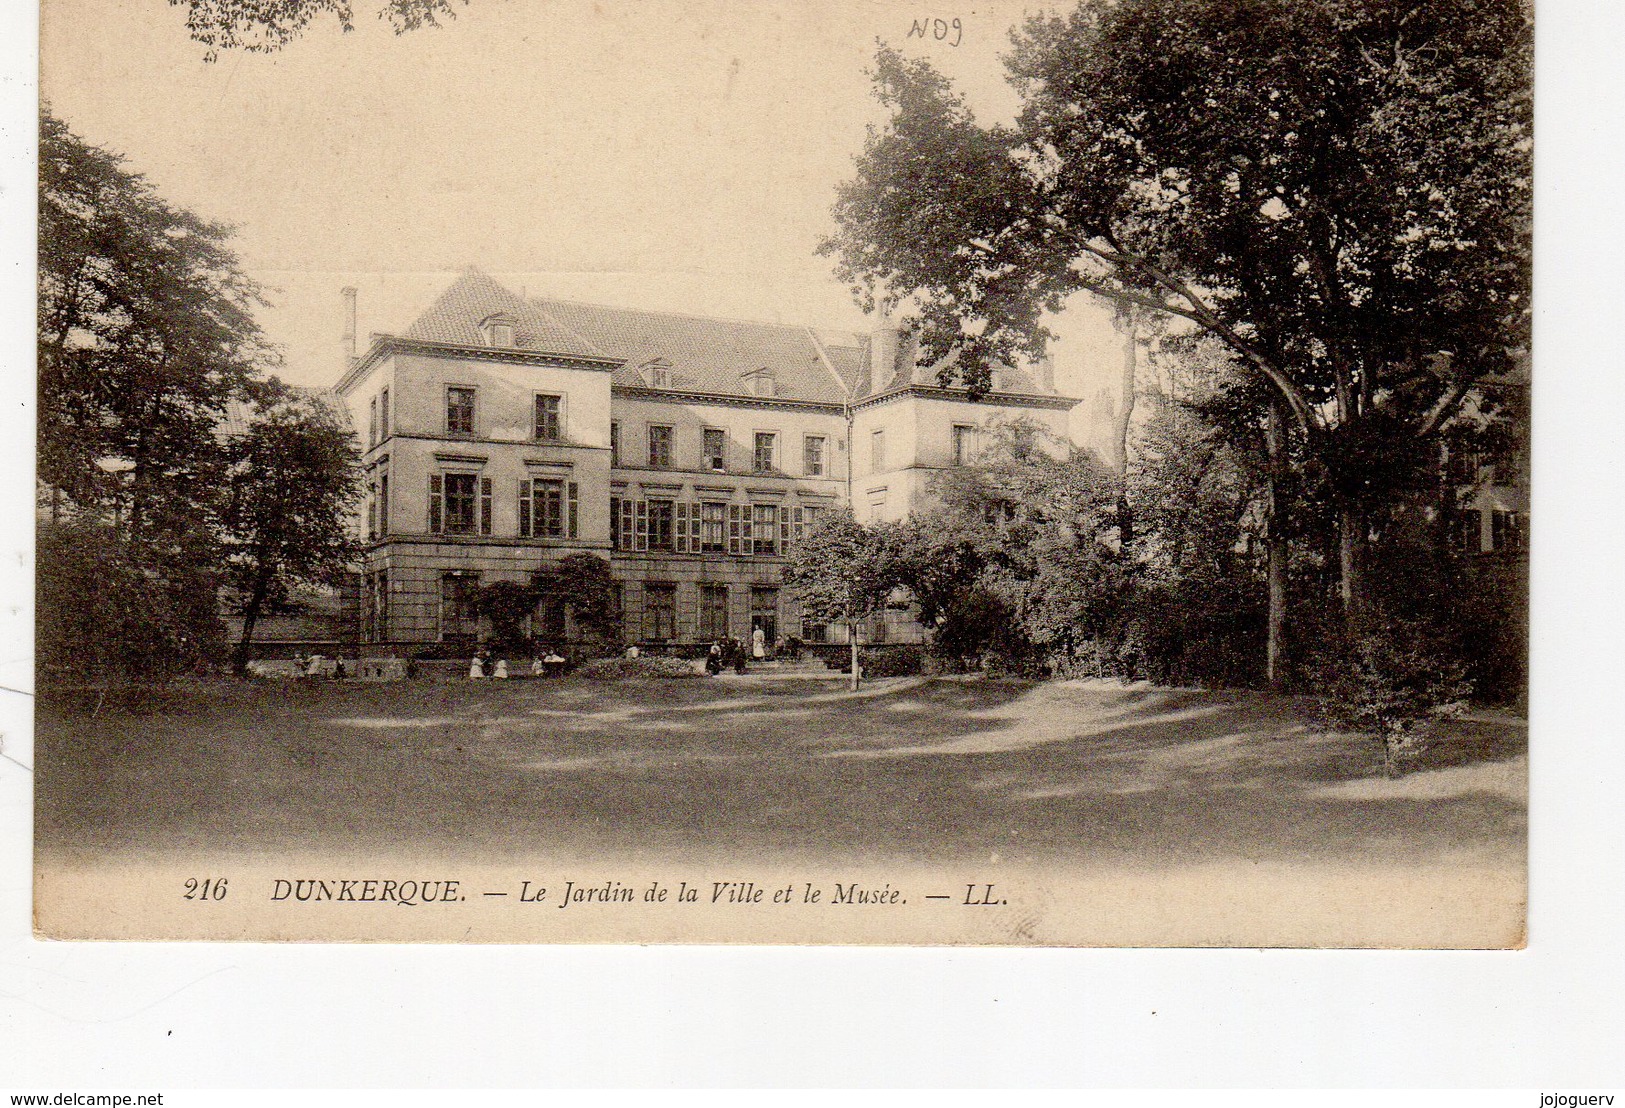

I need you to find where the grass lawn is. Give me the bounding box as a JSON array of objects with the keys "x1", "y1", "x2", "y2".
[{"x1": 33, "y1": 674, "x2": 1527, "y2": 946}]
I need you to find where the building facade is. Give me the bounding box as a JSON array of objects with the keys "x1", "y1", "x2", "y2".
[{"x1": 333, "y1": 269, "x2": 1079, "y2": 651}]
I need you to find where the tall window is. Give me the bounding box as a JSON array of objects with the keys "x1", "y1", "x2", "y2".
[
  {"x1": 803, "y1": 435, "x2": 825, "y2": 476},
  {"x1": 446, "y1": 386, "x2": 476, "y2": 436},
  {"x1": 953, "y1": 424, "x2": 975, "y2": 466},
  {"x1": 444, "y1": 473, "x2": 477, "y2": 533},
  {"x1": 648, "y1": 499, "x2": 676, "y2": 551},
  {"x1": 378, "y1": 470, "x2": 389, "y2": 536},
  {"x1": 700, "y1": 502, "x2": 727, "y2": 552},
  {"x1": 379, "y1": 388, "x2": 390, "y2": 440},
  {"x1": 704, "y1": 428, "x2": 726, "y2": 471},
  {"x1": 440, "y1": 573, "x2": 480, "y2": 640},
  {"x1": 751, "y1": 503, "x2": 778, "y2": 556},
  {"x1": 610, "y1": 421, "x2": 621, "y2": 466},
  {"x1": 753, "y1": 432, "x2": 776, "y2": 473},
  {"x1": 871, "y1": 430, "x2": 886, "y2": 472},
  {"x1": 520, "y1": 478, "x2": 568, "y2": 538},
  {"x1": 1491, "y1": 510, "x2": 1526, "y2": 552},
  {"x1": 534, "y1": 394, "x2": 562, "y2": 440},
  {"x1": 368, "y1": 397, "x2": 378, "y2": 448},
  {"x1": 699, "y1": 584, "x2": 729, "y2": 641},
  {"x1": 643, "y1": 583, "x2": 677, "y2": 641},
  {"x1": 750, "y1": 587, "x2": 779, "y2": 645},
  {"x1": 429, "y1": 472, "x2": 490, "y2": 535},
  {"x1": 648, "y1": 425, "x2": 673, "y2": 468},
  {"x1": 1454, "y1": 512, "x2": 1483, "y2": 555}
]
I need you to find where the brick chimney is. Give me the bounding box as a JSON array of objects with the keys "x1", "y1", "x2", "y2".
[
  {"x1": 341, "y1": 286, "x2": 358, "y2": 369},
  {"x1": 869, "y1": 316, "x2": 901, "y2": 387}
]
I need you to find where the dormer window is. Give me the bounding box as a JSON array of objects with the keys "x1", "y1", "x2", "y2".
[
  {"x1": 744, "y1": 367, "x2": 776, "y2": 397},
  {"x1": 479, "y1": 314, "x2": 516, "y2": 348},
  {"x1": 641, "y1": 359, "x2": 673, "y2": 388}
]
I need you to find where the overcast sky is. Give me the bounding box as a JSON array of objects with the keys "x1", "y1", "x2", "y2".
[{"x1": 41, "y1": 0, "x2": 1123, "y2": 420}]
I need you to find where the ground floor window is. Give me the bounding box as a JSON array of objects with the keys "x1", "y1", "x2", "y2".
[
  {"x1": 802, "y1": 619, "x2": 828, "y2": 644},
  {"x1": 440, "y1": 572, "x2": 480, "y2": 641},
  {"x1": 698, "y1": 584, "x2": 729, "y2": 641},
  {"x1": 643, "y1": 582, "x2": 677, "y2": 641}
]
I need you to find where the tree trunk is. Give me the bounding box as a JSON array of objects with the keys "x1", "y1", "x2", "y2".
[
  {"x1": 1112, "y1": 306, "x2": 1138, "y2": 474},
  {"x1": 1265, "y1": 402, "x2": 1289, "y2": 689},
  {"x1": 1338, "y1": 503, "x2": 1365, "y2": 624},
  {"x1": 849, "y1": 618, "x2": 860, "y2": 692},
  {"x1": 232, "y1": 566, "x2": 274, "y2": 676}
]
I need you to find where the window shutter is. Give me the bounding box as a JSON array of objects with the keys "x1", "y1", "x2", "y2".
[
  {"x1": 519, "y1": 479, "x2": 532, "y2": 538},
  {"x1": 690, "y1": 502, "x2": 701, "y2": 550},
  {"x1": 728, "y1": 504, "x2": 742, "y2": 555},
  {"x1": 367, "y1": 490, "x2": 377, "y2": 541},
  {"x1": 674, "y1": 501, "x2": 688, "y2": 553},
  {"x1": 428, "y1": 474, "x2": 443, "y2": 534},
  {"x1": 480, "y1": 477, "x2": 493, "y2": 535},
  {"x1": 609, "y1": 497, "x2": 620, "y2": 549},
  {"x1": 779, "y1": 506, "x2": 790, "y2": 553},
  {"x1": 567, "y1": 482, "x2": 579, "y2": 539},
  {"x1": 635, "y1": 499, "x2": 649, "y2": 552},
  {"x1": 620, "y1": 498, "x2": 634, "y2": 551},
  {"x1": 793, "y1": 506, "x2": 805, "y2": 546}
]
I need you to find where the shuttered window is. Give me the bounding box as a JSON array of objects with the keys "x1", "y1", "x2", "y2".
[
  {"x1": 648, "y1": 500, "x2": 675, "y2": 551},
  {"x1": 702, "y1": 502, "x2": 727, "y2": 552},
  {"x1": 728, "y1": 504, "x2": 745, "y2": 555},
  {"x1": 752, "y1": 504, "x2": 778, "y2": 555},
  {"x1": 521, "y1": 479, "x2": 566, "y2": 538},
  {"x1": 674, "y1": 501, "x2": 689, "y2": 553}
]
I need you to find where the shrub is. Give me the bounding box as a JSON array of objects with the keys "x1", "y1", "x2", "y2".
[
  {"x1": 861, "y1": 644, "x2": 925, "y2": 677},
  {"x1": 1311, "y1": 618, "x2": 1473, "y2": 775},
  {"x1": 575, "y1": 655, "x2": 699, "y2": 680}
]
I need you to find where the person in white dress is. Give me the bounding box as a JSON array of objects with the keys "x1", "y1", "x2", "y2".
[
  {"x1": 751, "y1": 626, "x2": 766, "y2": 660},
  {"x1": 469, "y1": 655, "x2": 484, "y2": 679}
]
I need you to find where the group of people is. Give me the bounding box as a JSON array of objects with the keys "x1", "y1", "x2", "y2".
[
  {"x1": 704, "y1": 627, "x2": 769, "y2": 676},
  {"x1": 468, "y1": 647, "x2": 567, "y2": 679}
]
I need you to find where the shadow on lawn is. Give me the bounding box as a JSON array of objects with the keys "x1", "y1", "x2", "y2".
[{"x1": 34, "y1": 676, "x2": 1527, "y2": 869}]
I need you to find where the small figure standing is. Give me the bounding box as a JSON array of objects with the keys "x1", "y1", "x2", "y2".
[
  {"x1": 531, "y1": 656, "x2": 546, "y2": 677},
  {"x1": 705, "y1": 641, "x2": 723, "y2": 676},
  {"x1": 731, "y1": 637, "x2": 747, "y2": 675},
  {"x1": 493, "y1": 658, "x2": 508, "y2": 679},
  {"x1": 469, "y1": 655, "x2": 485, "y2": 679},
  {"x1": 625, "y1": 644, "x2": 640, "y2": 659},
  {"x1": 751, "y1": 625, "x2": 766, "y2": 660}
]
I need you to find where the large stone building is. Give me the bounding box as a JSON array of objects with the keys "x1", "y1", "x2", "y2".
[{"x1": 333, "y1": 268, "x2": 1079, "y2": 651}]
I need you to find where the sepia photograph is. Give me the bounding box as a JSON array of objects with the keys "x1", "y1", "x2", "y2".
[{"x1": 33, "y1": 0, "x2": 1530, "y2": 947}]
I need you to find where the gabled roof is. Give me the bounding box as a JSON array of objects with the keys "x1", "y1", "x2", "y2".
[
  {"x1": 402, "y1": 268, "x2": 607, "y2": 360},
  {"x1": 397, "y1": 268, "x2": 850, "y2": 404}
]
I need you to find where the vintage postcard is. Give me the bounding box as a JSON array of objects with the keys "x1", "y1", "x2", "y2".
[{"x1": 34, "y1": 0, "x2": 1529, "y2": 946}]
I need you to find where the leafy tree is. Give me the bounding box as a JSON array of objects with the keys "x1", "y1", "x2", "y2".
[
  {"x1": 784, "y1": 509, "x2": 903, "y2": 690},
  {"x1": 821, "y1": 0, "x2": 1531, "y2": 622},
  {"x1": 898, "y1": 421, "x2": 1130, "y2": 674},
  {"x1": 38, "y1": 519, "x2": 225, "y2": 685},
  {"x1": 220, "y1": 388, "x2": 363, "y2": 670},
  {"x1": 39, "y1": 110, "x2": 279, "y2": 682},
  {"x1": 532, "y1": 553, "x2": 620, "y2": 645},
  {"x1": 40, "y1": 109, "x2": 275, "y2": 546},
  {"x1": 167, "y1": 0, "x2": 467, "y2": 57},
  {"x1": 477, "y1": 580, "x2": 538, "y2": 653}
]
